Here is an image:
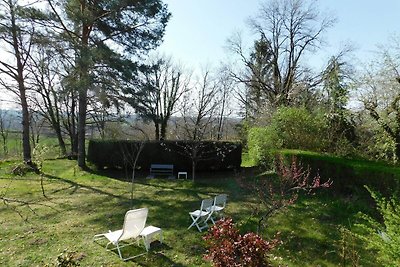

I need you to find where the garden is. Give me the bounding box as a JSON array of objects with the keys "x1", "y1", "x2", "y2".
[{"x1": 1, "y1": 147, "x2": 399, "y2": 266}]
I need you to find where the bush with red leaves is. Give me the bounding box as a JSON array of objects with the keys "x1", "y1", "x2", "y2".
[{"x1": 203, "y1": 218, "x2": 279, "y2": 267}]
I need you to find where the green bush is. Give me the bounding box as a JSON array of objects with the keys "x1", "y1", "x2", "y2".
[
  {"x1": 247, "y1": 127, "x2": 282, "y2": 166},
  {"x1": 355, "y1": 187, "x2": 400, "y2": 266},
  {"x1": 271, "y1": 106, "x2": 328, "y2": 151},
  {"x1": 247, "y1": 107, "x2": 328, "y2": 166}
]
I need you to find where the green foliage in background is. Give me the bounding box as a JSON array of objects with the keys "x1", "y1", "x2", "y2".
[{"x1": 247, "y1": 107, "x2": 328, "y2": 166}]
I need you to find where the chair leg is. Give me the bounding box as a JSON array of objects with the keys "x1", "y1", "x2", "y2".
[
  {"x1": 116, "y1": 242, "x2": 123, "y2": 260},
  {"x1": 188, "y1": 214, "x2": 200, "y2": 230}
]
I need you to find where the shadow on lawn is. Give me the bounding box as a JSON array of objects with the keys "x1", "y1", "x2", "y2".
[{"x1": 43, "y1": 173, "x2": 126, "y2": 200}]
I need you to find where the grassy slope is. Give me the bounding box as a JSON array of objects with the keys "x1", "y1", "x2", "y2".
[
  {"x1": 0, "y1": 158, "x2": 379, "y2": 266},
  {"x1": 280, "y1": 149, "x2": 400, "y2": 177}
]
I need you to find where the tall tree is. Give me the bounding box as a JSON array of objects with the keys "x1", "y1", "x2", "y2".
[
  {"x1": 125, "y1": 55, "x2": 190, "y2": 140},
  {"x1": 228, "y1": 0, "x2": 334, "y2": 111},
  {"x1": 28, "y1": 45, "x2": 68, "y2": 156},
  {"x1": 44, "y1": 0, "x2": 170, "y2": 167},
  {"x1": 0, "y1": 0, "x2": 36, "y2": 164},
  {"x1": 322, "y1": 52, "x2": 355, "y2": 149},
  {"x1": 360, "y1": 43, "x2": 400, "y2": 161}
]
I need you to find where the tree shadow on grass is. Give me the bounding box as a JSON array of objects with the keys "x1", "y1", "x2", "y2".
[{"x1": 42, "y1": 173, "x2": 127, "y2": 200}]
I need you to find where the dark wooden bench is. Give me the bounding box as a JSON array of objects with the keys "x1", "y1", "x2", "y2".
[{"x1": 149, "y1": 164, "x2": 174, "y2": 178}]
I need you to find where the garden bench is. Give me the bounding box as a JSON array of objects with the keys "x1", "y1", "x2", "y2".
[{"x1": 149, "y1": 164, "x2": 174, "y2": 178}]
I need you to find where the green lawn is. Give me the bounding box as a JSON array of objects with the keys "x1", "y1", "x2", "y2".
[{"x1": 0, "y1": 158, "x2": 378, "y2": 266}]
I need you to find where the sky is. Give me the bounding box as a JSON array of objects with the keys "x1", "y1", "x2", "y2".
[{"x1": 158, "y1": 0, "x2": 400, "y2": 72}]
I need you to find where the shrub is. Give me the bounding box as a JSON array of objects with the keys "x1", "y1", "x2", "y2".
[
  {"x1": 203, "y1": 218, "x2": 278, "y2": 267},
  {"x1": 247, "y1": 107, "x2": 329, "y2": 167},
  {"x1": 271, "y1": 106, "x2": 328, "y2": 151},
  {"x1": 355, "y1": 187, "x2": 400, "y2": 266},
  {"x1": 247, "y1": 127, "x2": 282, "y2": 167}
]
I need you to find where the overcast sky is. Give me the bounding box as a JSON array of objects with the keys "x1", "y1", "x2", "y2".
[{"x1": 158, "y1": 0, "x2": 400, "y2": 72}]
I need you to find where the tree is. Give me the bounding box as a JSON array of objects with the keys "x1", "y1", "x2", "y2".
[
  {"x1": 322, "y1": 52, "x2": 356, "y2": 152},
  {"x1": 228, "y1": 0, "x2": 335, "y2": 111},
  {"x1": 0, "y1": 0, "x2": 36, "y2": 164},
  {"x1": 125, "y1": 55, "x2": 190, "y2": 140},
  {"x1": 28, "y1": 44, "x2": 68, "y2": 155},
  {"x1": 359, "y1": 42, "x2": 400, "y2": 162},
  {"x1": 44, "y1": 0, "x2": 170, "y2": 167},
  {"x1": 167, "y1": 70, "x2": 237, "y2": 181}
]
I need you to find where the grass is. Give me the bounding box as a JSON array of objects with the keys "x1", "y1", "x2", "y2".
[{"x1": 0, "y1": 158, "x2": 379, "y2": 266}]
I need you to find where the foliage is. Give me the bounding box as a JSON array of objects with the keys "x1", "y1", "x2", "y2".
[
  {"x1": 271, "y1": 107, "x2": 328, "y2": 151},
  {"x1": 203, "y1": 218, "x2": 278, "y2": 267},
  {"x1": 246, "y1": 107, "x2": 328, "y2": 166},
  {"x1": 338, "y1": 227, "x2": 360, "y2": 267},
  {"x1": 247, "y1": 127, "x2": 282, "y2": 167},
  {"x1": 355, "y1": 187, "x2": 400, "y2": 266}
]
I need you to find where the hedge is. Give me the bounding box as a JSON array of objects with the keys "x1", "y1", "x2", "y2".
[
  {"x1": 279, "y1": 150, "x2": 400, "y2": 196},
  {"x1": 87, "y1": 140, "x2": 242, "y2": 173}
]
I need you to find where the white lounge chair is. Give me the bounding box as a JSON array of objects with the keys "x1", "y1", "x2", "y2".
[
  {"x1": 94, "y1": 208, "x2": 162, "y2": 261},
  {"x1": 188, "y1": 198, "x2": 214, "y2": 232},
  {"x1": 211, "y1": 194, "x2": 227, "y2": 221}
]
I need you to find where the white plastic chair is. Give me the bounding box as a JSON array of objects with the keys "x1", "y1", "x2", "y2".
[
  {"x1": 188, "y1": 198, "x2": 214, "y2": 232},
  {"x1": 211, "y1": 194, "x2": 227, "y2": 221},
  {"x1": 94, "y1": 208, "x2": 149, "y2": 261}
]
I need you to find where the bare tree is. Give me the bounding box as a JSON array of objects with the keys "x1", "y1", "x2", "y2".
[
  {"x1": 228, "y1": 0, "x2": 335, "y2": 113},
  {"x1": 125, "y1": 55, "x2": 191, "y2": 140},
  {"x1": 0, "y1": 0, "x2": 36, "y2": 165},
  {"x1": 358, "y1": 42, "x2": 400, "y2": 161},
  {"x1": 27, "y1": 45, "x2": 68, "y2": 155},
  {"x1": 170, "y1": 70, "x2": 231, "y2": 181}
]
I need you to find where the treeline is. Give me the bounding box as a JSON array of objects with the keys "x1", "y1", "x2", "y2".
[{"x1": 0, "y1": 0, "x2": 399, "y2": 169}]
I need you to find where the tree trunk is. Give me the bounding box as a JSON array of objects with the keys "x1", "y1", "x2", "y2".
[
  {"x1": 154, "y1": 121, "x2": 160, "y2": 140},
  {"x1": 192, "y1": 159, "x2": 196, "y2": 182},
  {"x1": 20, "y1": 90, "x2": 31, "y2": 164},
  {"x1": 10, "y1": 5, "x2": 31, "y2": 164},
  {"x1": 160, "y1": 120, "x2": 167, "y2": 140},
  {"x1": 55, "y1": 125, "x2": 67, "y2": 156},
  {"x1": 77, "y1": 88, "x2": 87, "y2": 167}
]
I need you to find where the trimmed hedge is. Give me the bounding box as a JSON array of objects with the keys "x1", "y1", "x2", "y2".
[
  {"x1": 87, "y1": 140, "x2": 242, "y2": 173},
  {"x1": 279, "y1": 150, "x2": 400, "y2": 196}
]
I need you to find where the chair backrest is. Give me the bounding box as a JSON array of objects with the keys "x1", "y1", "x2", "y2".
[
  {"x1": 214, "y1": 194, "x2": 227, "y2": 207},
  {"x1": 201, "y1": 198, "x2": 214, "y2": 212},
  {"x1": 119, "y1": 208, "x2": 148, "y2": 241}
]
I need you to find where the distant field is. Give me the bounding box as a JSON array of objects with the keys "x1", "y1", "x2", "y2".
[
  {"x1": 0, "y1": 134, "x2": 65, "y2": 160},
  {"x1": 0, "y1": 157, "x2": 379, "y2": 266}
]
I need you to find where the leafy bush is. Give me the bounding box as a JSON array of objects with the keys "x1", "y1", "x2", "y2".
[
  {"x1": 247, "y1": 107, "x2": 328, "y2": 166},
  {"x1": 247, "y1": 127, "x2": 282, "y2": 166},
  {"x1": 271, "y1": 106, "x2": 328, "y2": 151},
  {"x1": 203, "y1": 218, "x2": 278, "y2": 267},
  {"x1": 355, "y1": 187, "x2": 400, "y2": 266}
]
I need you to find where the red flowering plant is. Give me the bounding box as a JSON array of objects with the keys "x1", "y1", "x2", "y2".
[
  {"x1": 239, "y1": 155, "x2": 332, "y2": 234},
  {"x1": 203, "y1": 218, "x2": 279, "y2": 267}
]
